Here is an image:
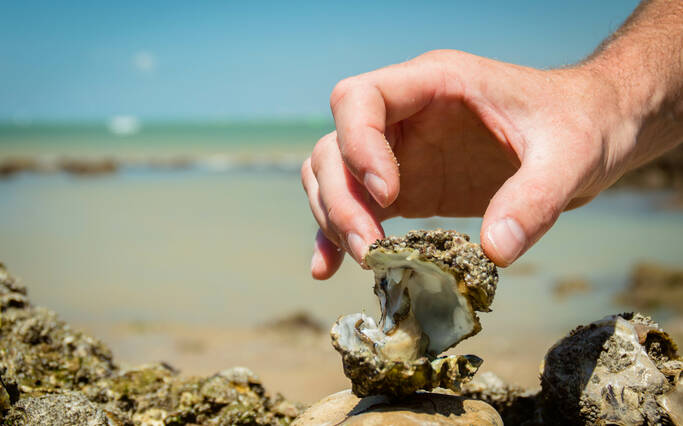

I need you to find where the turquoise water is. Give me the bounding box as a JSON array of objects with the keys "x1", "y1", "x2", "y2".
[
  {"x1": 0, "y1": 120, "x2": 333, "y2": 157},
  {"x1": 0, "y1": 122, "x2": 682, "y2": 343}
]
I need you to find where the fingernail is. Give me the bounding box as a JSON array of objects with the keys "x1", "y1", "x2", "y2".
[
  {"x1": 364, "y1": 172, "x2": 388, "y2": 206},
  {"x1": 487, "y1": 217, "x2": 526, "y2": 265},
  {"x1": 347, "y1": 232, "x2": 367, "y2": 263},
  {"x1": 310, "y1": 249, "x2": 324, "y2": 273}
]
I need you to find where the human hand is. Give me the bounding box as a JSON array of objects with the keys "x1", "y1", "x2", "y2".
[{"x1": 301, "y1": 49, "x2": 643, "y2": 279}]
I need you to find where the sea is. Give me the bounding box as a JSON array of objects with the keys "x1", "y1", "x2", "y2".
[{"x1": 1, "y1": 120, "x2": 682, "y2": 343}]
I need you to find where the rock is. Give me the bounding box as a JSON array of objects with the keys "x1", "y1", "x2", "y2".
[
  {"x1": 215, "y1": 366, "x2": 262, "y2": 387},
  {"x1": 459, "y1": 372, "x2": 541, "y2": 425},
  {"x1": 58, "y1": 158, "x2": 118, "y2": 176},
  {"x1": 263, "y1": 311, "x2": 325, "y2": 334},
  {"x1": 3, "y1": 392, "x2": 116, "y2": 426},
  {"x1": 540, "y1": 313, "x2": 682, "y2": 425},
  {"x1": 617, "y1": 262, "x2": 683, "y2": 313},
  {"x1": 613, "y1": 142, "x2": 683, "y2": 197},
  {"x1": 552, "y1": 276, "x2": 591, "y2": 301},
  {"x1": 0, "y1": 158, "x2": 38, "y2": 179},
  {"x1": 0, "y1": 263, "x2": 303, "y2": 425},
  {"x1": 0, "y1": 263, "x2": 28, "y2": 310},
  {"x1": 293, "y1": 389, "x2": 502, "y2": 426}
]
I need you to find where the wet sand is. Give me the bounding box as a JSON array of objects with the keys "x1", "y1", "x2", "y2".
[
  {"x1": 80, "y1": 313, "x2": 683, "y2": 405},
  {"x1": 81, "y1": 320, "x2": 555, "y2": 404}
]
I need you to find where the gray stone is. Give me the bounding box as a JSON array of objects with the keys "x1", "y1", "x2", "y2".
[{"x1": 4, "y1": 392, "x2": 116, "y2": 426}]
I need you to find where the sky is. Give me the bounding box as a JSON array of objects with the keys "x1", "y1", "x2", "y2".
[{"x1": 1, "y1": 0, "x2": 640, "y2": 121}]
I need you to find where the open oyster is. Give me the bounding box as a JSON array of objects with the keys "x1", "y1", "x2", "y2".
[{"x1": 331, "y1": 230, "x2": 498, "y2": 397}]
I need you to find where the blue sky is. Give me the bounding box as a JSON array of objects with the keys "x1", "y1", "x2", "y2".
[{"x1": 1, "y1": 0, "x2": 640, "y2": 121}]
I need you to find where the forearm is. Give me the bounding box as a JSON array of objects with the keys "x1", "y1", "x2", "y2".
[{"x1": 581, "y1": 0, "x2": 683, "y2": 170}]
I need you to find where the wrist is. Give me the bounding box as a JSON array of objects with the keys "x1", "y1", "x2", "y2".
[
  {"x1": 579, "y1": 47, "x2": 683, "y2": 172},
  {"x1": 561, "y1": 63, "x2": 640, "y2": 187}
]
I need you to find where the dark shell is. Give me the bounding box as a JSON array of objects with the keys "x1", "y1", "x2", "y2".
[{"x1": 540, "y1": 313, "x2": 682, "y2": 425}]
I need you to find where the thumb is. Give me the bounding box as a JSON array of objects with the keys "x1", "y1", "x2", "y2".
[{"x1": 481, "y1": 160, "x2": 576, "y2": 266}]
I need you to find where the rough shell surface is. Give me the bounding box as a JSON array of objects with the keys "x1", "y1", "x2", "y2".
[
  {"x1": 540, "y1": 312, "x2": 683, "y2": 425},
  {"x1": 0, "y1": 263, "x2": 303, "y2": 425},
  {"x1": 331, "y1": 230, "x2": 497, "y2": 398},
  {"x1": 331, "y1": 314, "x2": 482, "y2": 397}
]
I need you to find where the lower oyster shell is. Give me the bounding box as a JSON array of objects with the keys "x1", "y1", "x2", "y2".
[{"x1": 331, "y1": 313, "x2": 482, "y2": 397}]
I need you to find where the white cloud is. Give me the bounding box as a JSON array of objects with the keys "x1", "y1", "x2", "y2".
[{"x1": 133, "y1": 51, "x2": 156, "y2": 73}]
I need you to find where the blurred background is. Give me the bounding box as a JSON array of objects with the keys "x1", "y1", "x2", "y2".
[{"x1": 2, "y1": 0, "x2": 682, "y2": 404}]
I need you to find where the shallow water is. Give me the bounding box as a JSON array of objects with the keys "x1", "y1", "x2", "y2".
[
  {"x1": 0, "y1": 121, "x2": 331, "y2": 158},
  {"x1": 2, "y1": 121, "x2": 682, "y2": 342},
  {"x1": 1, "y1": 166, "x2": 681, "y2": 342}
]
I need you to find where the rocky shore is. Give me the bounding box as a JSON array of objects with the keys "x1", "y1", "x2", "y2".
[
  {"x1": 1, "y1": 143, "x2": 682, "y2": 197},
  {"x1": 0, "y1": 154, "x2": 301, "y2": 178},
  {"x1": 2, "y1": 259, "x2": 682, "y2": 425},
  {"x1": 0, "y1": 264, "x2": 303, "y2": 425}
]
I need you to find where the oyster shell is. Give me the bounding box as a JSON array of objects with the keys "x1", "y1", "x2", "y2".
[
  {"x1": 540, "y1": 312, "x2": 683, "y2": 425},
  {"x1": 331, "y1": 230, "x2": 498, "y2": 397}
]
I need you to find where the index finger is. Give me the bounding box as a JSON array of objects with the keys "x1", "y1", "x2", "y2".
[{"x1": 330, "y1": 58, "x2": 443, "y2": 207}]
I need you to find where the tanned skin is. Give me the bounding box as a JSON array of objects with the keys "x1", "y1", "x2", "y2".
[{"x1": 301, "y1": 0, "x2": 683, "y2": 279}]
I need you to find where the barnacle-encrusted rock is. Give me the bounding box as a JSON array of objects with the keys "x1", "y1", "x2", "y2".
[
  {"x1": 3, "y1": 392, "x2": 115, "y2": 426},
  {"x1": 331, "y1": 230, "x2": 498, "y2": 397},
  {"x1": 0, "y1": 263, "x2": 303, "y2": 425},
  {"x1": 540, "y1": 312, "x2": 683, "y2": 425}
]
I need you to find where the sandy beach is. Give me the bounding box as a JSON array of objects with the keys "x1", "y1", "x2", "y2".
[
  {"x1": 78, "y1": 310, "x2": 683, "y2": 405},
  {"x1": 2, "y1": 152, "x2": 682, "y2": 408},
  {"x1": 77, "y1": 319, "x2": 551, "y2": 404}
]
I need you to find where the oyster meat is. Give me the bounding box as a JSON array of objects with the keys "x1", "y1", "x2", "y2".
[{"x1": 331, "y1": 230, "x2": 498, "y2": 397}]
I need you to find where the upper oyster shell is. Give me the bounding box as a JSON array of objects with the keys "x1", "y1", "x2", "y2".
[{"x1": 331, "y1": 230, "x2": 498, "y2": 397}]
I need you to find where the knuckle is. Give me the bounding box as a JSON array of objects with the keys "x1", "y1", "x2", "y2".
[
  {"x1": 337, "y1": 144, "x2": 362, "y2": 176},
  {"x1": 338, "y1": 139, "x2": 355, "y2": 161},
  {"x1": 310, "y1": 134, "x2": 337, "y2": 177},
  {"x1": 330, "y1": 77, "x2": 358, "y2": 111},
  {"x1": 315, "y1": 215, "x2": 330, "y2": 235},
  {"x1": 310, "y1": 153, "x2": 323, "y2": 178},
  {"x1": 300, "y1": 157, "x2": 311, "y2": 189},
  {"x1": 417, "y1": 49, "x2": 444, "y2": 61},
  {"x1": 326, "y1": 204, "x2": 353, "y2": 231},
  {"x1": 416, "y1": 49, "x2": 457, "y2": 63},
  {"x1": 524, "y1": 181, "x2": 561, "y2": 224},
  {"x1": 319, "y1": 227, "x2": 340, "y2": 246},
  {"x1": 310, "y1": 143, "x2": 326, "y2": 175}
]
